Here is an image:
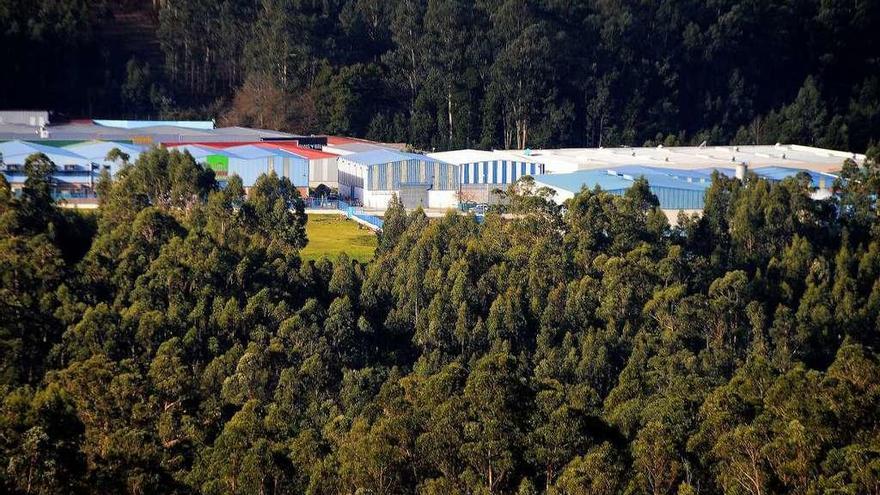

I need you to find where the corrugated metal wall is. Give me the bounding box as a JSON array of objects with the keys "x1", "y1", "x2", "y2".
[
  {"x1": 337, "y1": 159, "x2": 364, "y2": 189},
  {"x1": 228, "y1": 155, "x2": 309, "y2": 187},
  {"x1": 364, "y1": 159, "x2": 458, "y2": 191},
  {"x1": 650, "y1": 186, "x2": 705, "y2": 210},
  {"x1": 460, "y1": 160, "x2": 543, "y2": 185},
  {"x1": 308, "y1": 157, "x2": 338, "y2": 186}
]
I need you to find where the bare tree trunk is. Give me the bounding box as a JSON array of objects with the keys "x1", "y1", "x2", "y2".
[{"x1": 447, "y1": 91, "x2": 454, "y2": 147}]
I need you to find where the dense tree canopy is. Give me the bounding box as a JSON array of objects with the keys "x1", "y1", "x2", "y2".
[
  {"x1": 1, "y1": 145, "x2": 879, "y2": 494},
  {"x1": 2, "y1": 0, "x2": 879, "y2": 151}
]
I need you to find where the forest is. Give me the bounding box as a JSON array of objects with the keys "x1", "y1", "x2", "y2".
[
  {"x1": 1, "y1": 144, "x2": 879, "y2": 493},
  {"x1": 1, "y1": 0, "x2": 879, "y2": 151}
]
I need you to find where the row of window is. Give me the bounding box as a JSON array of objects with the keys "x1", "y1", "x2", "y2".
[{"x1": 2, "y1": 163, "x2": 110, "y2": 173}]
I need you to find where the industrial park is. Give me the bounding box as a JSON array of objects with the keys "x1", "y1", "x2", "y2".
[{"x1": 0, "y1": 110, "x2": 863, "y2": 218}]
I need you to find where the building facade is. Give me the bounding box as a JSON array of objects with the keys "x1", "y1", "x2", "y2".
[{"x1": 338, "y1": 150, "x2": 459, "y2": 209}]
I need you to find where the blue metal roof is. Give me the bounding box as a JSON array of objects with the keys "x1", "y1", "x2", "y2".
[
  {"x1": 64, "y1": 141, "x2": 145, "y2": 161},
  {"x1": 534, "y1": 170, "x2": 632, "y2": 192},
  {"x1": 692, "y1": 165, "x2": 837, "y2": 188},
  {"x1": 693, "y1": 167, "x2": 737, "y2": 177},
  {"x1": 535, "y1": 169, "x2": 712, "y2": 209},
  {"x1": 93, "y1": 119, "x2": 214, "y2": 130},
  {"x1": 752, "y1": 166, "x2": 837, "y2": 187},
  {"x1": 605, "y1": 165, "x2": 714, "y2": 187},
  {"x1": 343, "y1": 149, "x2": 447, "y2": 167},
  {"x1": 0, "y1": 140, "x2": 92, "y2": 165}
]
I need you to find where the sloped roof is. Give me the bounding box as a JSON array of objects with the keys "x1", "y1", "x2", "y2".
[
  {"x1": 263, "y1": 143, "x2": 336, "y2": 159},
  {"x1": 534, "y1": 170, "x2": 632, "y2": 192},
  {"x1": 64, "y1": 140, "x2": 145, "y2": 161},
  {"x1": 223, "y1": 144, "x2": 302, "y2": 159},
  {"x1": 166, "y1": 144, "x2": 237, "y2": 159},
  {"x1": 341, "y1": 149, "x2": 448, "y2": 167},
  {"x1": 0, "y1": 140, "x2": 92, "y2": 165}
]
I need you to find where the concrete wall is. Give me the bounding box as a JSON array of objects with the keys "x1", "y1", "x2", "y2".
[
  {"x1": 428, "y1": 190, "x2": 459, "y2": 209},
  {"x1": 363, "y1": 190, "x2": 392, "y2": 209}
]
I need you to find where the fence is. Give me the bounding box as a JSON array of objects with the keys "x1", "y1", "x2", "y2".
[
  {"x1": 51, "y1": 190, "x2": 98, "y2": 200},
  {"x1": 304, "y1": 197, "x2": 340, "y2": 210}
]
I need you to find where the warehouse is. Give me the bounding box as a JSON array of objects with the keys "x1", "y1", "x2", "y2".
[
  {"x1": 427, "y1": 149, "x2": 546, "y2": 203},
  {"x1": 534, "y1": 168, "x2": 711, "y2": 210},
  {"x1": 64, "y1": 140, "x2": 145, "y2": 175},
  {"x1": 165, "y1": 144, "x2": 239, "y2": 180},
  {"x1": 223, "y1": 144, "x2": 309, "y2": 195},
  {"x1": 257, "y1": 143, "x2": 339, "y2": 190},
  {"x1": 0, "y1": 140, "x2": 100, "y2": 198},
  {"x1": 0, "y1": 114, "x2": 300, "y2": 144},
  {"x1": 337, "y1": 149, "x2": 459, "y2": 209},
  {"x1": 173, "y1": 141, "x2": 340, "y2": 191},
  {"x1": 520, "y1": 144, "x2": 862, "y2": 174},
  {"x1": 167, "y1": 143, "x2": 310, "y2": 194}
]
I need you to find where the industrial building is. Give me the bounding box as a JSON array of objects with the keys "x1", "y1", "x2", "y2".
[
  {"x1": 64, "y1": 140, "x2": 144, "y2": 175},
  {"x1": 1, "y1": 109, "x2": 867, "y2": 213},
  {"x1": 186, "y1": 141, "x2": 340, "y2": 190},
  {"x1": 0, "y1": 139, "x2": 121, "y2": 198},
  {"x1": 163, "y1": 144, "x2": 239, "y2": 180},
  {"x1": 534, "y1": 161, "x2": 845, "y2": 210},
  {"x1": 427, "y1": 149, "x2": 546, "y2": 203},
  {"x1": 267, "y1": 144, "x2": 339, "y2": 189},
  {"x1": 0, "y1": 111, "x2": 316, "y2": 145},
  {"x1": 337, "y1": 149, "x2": 459, "y2": 209},
  {"x1": 519, "y1": 144, "x2": 861, "y2": 174},
  {"x1": 222, "y1": 144, "x2": 310, "y2": 196},
  {"x1": 533, "y1": 169, "x2": 709, "y2": 209}
]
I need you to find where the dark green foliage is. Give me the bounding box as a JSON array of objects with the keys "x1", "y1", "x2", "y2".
[
  {"x1": 2, "y1": 148, "x2": 880, "y2": 494},
  {"x1": 3, "y1": 0, "x2": 880, "y2": 151}
]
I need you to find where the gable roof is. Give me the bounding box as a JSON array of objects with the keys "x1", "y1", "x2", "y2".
[
  {"x1": 0, "y1": 140, "x2": 92, "y2": 165},
  {"x1": 342, "y1": 149, "x2": 448, "y2": 167}
]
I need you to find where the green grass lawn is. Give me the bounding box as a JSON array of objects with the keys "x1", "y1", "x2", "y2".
[{"x1": 301, "y1": 214, "x2": 378, "y2": 263}]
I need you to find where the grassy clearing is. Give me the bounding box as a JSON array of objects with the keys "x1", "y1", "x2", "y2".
[{"x1": 301, "y1": 214, "x2": 378, "y2": 263}]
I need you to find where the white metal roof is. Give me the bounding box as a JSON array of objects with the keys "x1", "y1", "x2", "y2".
[
  {"x1": 428, "y1": 149, "x2": 546, "y2": 165},
  {"x1": 509, "y1": 144, "x2": 863, "y2": 174}
]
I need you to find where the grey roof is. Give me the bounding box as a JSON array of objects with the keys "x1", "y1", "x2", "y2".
[{"x1": 0, "y1": 121, "x2": 296, "y2": 143}]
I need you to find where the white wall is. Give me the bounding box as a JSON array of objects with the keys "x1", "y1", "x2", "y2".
[
  {"x1": 363, "y1": 190, "x2": 393, "y2": 209},
  {"x1": 428, "y1": 190, "x2": 459, "y2": 209}
]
